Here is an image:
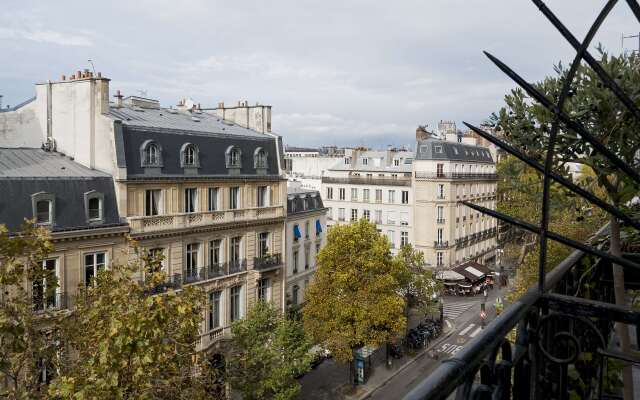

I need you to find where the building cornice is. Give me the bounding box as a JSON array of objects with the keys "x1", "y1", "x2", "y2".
[
  {"x1": 50, "y1": 224, "x2": 130, "y2": 243},
  {"x1": 116, "y1": 175, "x2": 287, "y2": 184},
  {"x1": 287, "y1": 207, "x2": 329, "y2": 219},
  {"x1": 130, "y1": 216, "x2": 285, "y2": 240}
]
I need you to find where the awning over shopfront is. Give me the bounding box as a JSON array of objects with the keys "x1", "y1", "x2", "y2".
[
  {"x1": 453, "y1": 261, "x2": 492, "y2": 283},
  {"x1": 436, "y1": 270, "x2": 466, "y2": 281}
]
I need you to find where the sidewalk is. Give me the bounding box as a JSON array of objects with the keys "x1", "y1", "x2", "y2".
[{"x1": 298, "y1": 309, "x2": 456, "y2": 400}]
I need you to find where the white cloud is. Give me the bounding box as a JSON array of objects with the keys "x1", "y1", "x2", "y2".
[{"x1": 0, "y1": 27, "x2": 93, "y2": 47}]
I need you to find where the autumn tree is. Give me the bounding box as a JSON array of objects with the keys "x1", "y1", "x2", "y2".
[
  {"x1": 227, "y1": 300, "x2": 312, "y2": 400},
  {"x1": 492, "y1": 49, "x2": 640, "y2": 398},
  {"x1": 49, "y1": 245, "x2": 220, "y2": 399},
  {"x1": 303, "y1": 219, "x2": 406, "y2": 364},
  {"x1": 0, "y1": 222, "x2": 57, "y2": 399},
  {"x1": 395, "y1": 244, "x2": 442, "y2": 319}
]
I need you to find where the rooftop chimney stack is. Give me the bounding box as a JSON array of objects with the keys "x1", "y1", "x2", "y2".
[{"x1": 114, "y1": 90, "x2": 123, "y2": 107}]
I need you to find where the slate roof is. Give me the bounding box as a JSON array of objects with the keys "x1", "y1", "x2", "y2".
[
  {"x1": 0, "y1": 148, "x2": 122, "y2": 233},
  {"x1": 0, "y1": 148, "x2": 112, "y2": 178},
  {"x1": 415, "y1": 138, "x2": 493, "y2": 163},
  {"x1": 109, "y1": 106, "x2": 266, "y2": 138},
  {"x1": 110, "y1": 105, "x2": 281, "y2": 178},
  {"x1": 287, "y1": 189, "x2": 325, "y2": 216}
]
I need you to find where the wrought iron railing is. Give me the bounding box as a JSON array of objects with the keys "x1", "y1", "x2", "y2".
[
  {"x1": 321, "y1": 176, "x2": 412, "y2": 187},
  {"x1": 405, "y1": 1, "x2": 640, "y2": 399},
  {"x1": 414, "y1": 172, "x2": 498, "y2": 180},
  {"x1": 254, "y1": 253, "x2": 282, "y2": 270}
]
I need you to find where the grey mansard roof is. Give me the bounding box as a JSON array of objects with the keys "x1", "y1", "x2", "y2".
[
  {"x1": 0, "y1": 148, "x2": 122, "y2": 233},
  {"x1": 415, "y1": 138, "x2": 493, "y2": 163},
  {"x1": 110, "y1": 106, "x2": 281, "y2": 178}
]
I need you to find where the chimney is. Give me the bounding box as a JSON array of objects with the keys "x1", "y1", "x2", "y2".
[
  {"x1": 61, "y1": 75, "x2": 66, "y2": 81},
  {"x1": 217, "y1": 101, "x2": 224, "y2": 108},
  {"x1": 114, "y1": 90, "x2": 123, "y2": 107}
]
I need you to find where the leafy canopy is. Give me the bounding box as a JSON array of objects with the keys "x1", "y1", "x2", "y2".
[
  {"x1": 227, "y1": 300, "x2": 313, "y2": 400},
  {"x1": 303, "y1": 219, "x2": 406, "y2": 363},
  {"x1": 49, "y1": 244, "x2": 219, "y2": 400}
]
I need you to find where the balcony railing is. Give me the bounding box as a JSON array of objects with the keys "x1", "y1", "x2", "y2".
[
  {"x1": 32, "y1": 292, "x2": 68, "y2": 312},
  {"x1": 228, "y1": 259, "x2": 247, "y2": 274},
  {"x1": 254, "y1": 253, "x2": 282, "y2": 270},
  {"x1": 434, "y1": 240, "x2": 449, "y2": 249},
  {"x1": 322, "y1": 176, "x2": 411, "y2": 187},
  {"x1": 414, "y1": 172, "x2": 498, "y2": 180},
  {"x1": 128, "y1": 206, "x2": 284, "y2": 234}
]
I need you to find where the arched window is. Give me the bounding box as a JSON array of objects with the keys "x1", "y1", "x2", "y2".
[
  {"x1": 140, "y1": 140, "x2": 163, "y2": 167},
  {"x1": 180, "y1": 143, "x2": 199, "y2": 168},
  {"x1": 254, "y1": 147, "x2": 267, "y2": 169},
  {"x1": 225, "y1": 146, "x2": 242, "y2": 168}
]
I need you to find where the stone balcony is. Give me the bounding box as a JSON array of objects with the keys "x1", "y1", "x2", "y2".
[{"x1": 128, "y1": 206, "x2": 284, "y2": 234}]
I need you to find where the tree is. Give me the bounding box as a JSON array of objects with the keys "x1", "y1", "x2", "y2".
[
  {"x1": 48, "y1": 245, "x2": 219, "y2": 399},
  {"x1": 0, "y1": 222, "x2": 57, "y2": 399},
  {"x1": 227, "y1": 301, "x2": 312, "y2": 400},
  {"x1": 492, "y1": 49, "x2": 640, "y2": 399},
  {"x1": 395, "y1": 245, "x2": 442, "y2": 319},
  {"x1": 303, "y1": 219, "x2": 406, "y2": 364}
]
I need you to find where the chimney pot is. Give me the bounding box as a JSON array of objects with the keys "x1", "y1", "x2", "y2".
[
  {"x1": 76, "y1": 70, "x2": 81, "y2": 78},
  {"x1": 218, "y1": 101, "x2": 224, "y2": 108},
  {"x1": 61, "y1": 75, "x2": 66, "y2": 81},
  {"x1": 97, "y1": 72, "x2": 102, "y2": 78},
  {"x1": 70, "y1": 75, "x2": 75, "y2": 80}
]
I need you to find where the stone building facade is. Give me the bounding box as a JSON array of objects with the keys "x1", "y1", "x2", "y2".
[{"x1": 0, "y1": 70, "x2": 287, "y2": 356}]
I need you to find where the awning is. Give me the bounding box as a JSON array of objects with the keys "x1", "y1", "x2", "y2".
[
  {"x1": 453, "y1": 261, "x2": 492, "y2": 282},
  {"x1": 316, "y1": 219, "x2": 322, "y2": 234},
  {"x1": 436, "y1": 270, "x2": 465, "y2": 281},
  {"x1": 293, "y1": 224, "x2": 302, "y2": 239}
]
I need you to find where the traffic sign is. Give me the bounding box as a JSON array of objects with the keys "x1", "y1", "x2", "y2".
[{"x1": 480, "y1": 311, "x2": 487, "y2": 320}]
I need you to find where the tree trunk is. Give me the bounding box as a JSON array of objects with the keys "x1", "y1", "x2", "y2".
[{"x1": 610, "y1": 216, "x2": 633, "y2": 400}]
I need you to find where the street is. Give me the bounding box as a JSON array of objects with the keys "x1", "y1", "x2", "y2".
[{"x1": 365, "y1": 286, "x2": 506, "y2": 399}]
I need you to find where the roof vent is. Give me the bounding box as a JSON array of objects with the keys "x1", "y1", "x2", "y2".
[{"x1": 191, "y1": 117, "x2": 201, "y2": 122}]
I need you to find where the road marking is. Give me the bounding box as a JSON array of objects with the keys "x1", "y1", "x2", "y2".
[
  {"x1": 438, "y1": 343, "x2": 463, "y2": 355},
  {"x1": 459, "y1": 323, "x2": 475, "y2": 336},
  {"x1": 469, "y1": 327, "x2": 482, "y2": 338},
  {"x1": 443, "y1": 301, "x2": 476, "y2": 319},
  {"x1": 445, "y1": 320, "x2": 452, "y2": 329}
]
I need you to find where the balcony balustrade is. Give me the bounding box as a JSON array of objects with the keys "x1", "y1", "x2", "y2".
[
  {"x1": 414, "y1": 172, "x2": 498, "y2": 180},
  {"x1": 32, "y1": 292, "x2": 68, "y2": 312},
  {"x1": 228, "y1": 259, "x2": 247, "y2": 274},
  {"x1": 322, "y1": 176, "x2": 411, "y2": 187},
  {"x1": 254, "y1": 253, "x2": 283, "y2": 271},
  {"x1": 128, "y1": 206, "x2": 284, "y2": 234},
  {"x1": 434, "y1": 240, "x2": 449, "y2": 249}
]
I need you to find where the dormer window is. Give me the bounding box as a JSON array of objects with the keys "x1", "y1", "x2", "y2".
[
  {"x1": 434, "y1": 145, "x2": 443, "y2": 154},
  {"x1": 84, "y1": 191, "x2": 105, "y2": 223},
  {"x1": 140, "y1": 140, "x2": 163, "y2": 167},
  {"x1": 180, "y1": 143, "x2": 200, "y2": 168},
  {"x1": 31, "y1": 192, "x2": 55, "y2": 225},
  {"x1": 226, "y1": 146, "x2": 242, "y2": 168},
  {"x1": 254, "y1": 147, "x2": 268, "y2": 169}
]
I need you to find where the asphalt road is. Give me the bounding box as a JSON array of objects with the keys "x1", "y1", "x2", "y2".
[{"x1": 366, "y1": 288, "x2": 506, "y2": 400}]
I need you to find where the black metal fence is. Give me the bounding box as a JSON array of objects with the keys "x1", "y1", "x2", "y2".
[{"x1": 404, "y1": 1, "x2": 640, "y2": 399}]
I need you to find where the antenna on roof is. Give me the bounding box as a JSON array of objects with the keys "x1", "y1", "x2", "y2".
[{"x1": 88, "y1": 59, "x2": 96, "y2": 75}]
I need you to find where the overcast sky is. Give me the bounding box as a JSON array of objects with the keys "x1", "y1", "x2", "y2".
[{"x1": 1, "y1": 0, "x2": 639, "y2": 148}]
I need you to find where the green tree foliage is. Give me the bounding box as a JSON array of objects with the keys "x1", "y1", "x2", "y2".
[
  {"x1": 492, "y1": 49, "x2": 639, "y2": 398},
  {"x1": 395, "y1": 244, "x2": 442, "y2": 318},
  {"x1": 227, "y1": 301, "x2": 312, "y2": 400},
  {"x1": 0, "y1": 222, "x2": 56, "y2": 399},
  {"x1": 303, "y1": 219, "x2": 406, "y2": 364},
  {"x1": 48, "y1": 245, "x2": 219, "y2": 399}
]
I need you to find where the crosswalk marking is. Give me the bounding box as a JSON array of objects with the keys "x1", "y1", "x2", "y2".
[
  {"x1": 442, "y1": 301, "x2": 476, "y2": 320},
  {"x1": 469, "y1": 327, "x2": 482, "y2": 338},
  {"x1": 459, "y1": 323, "x2": 475, "y2": 336}
]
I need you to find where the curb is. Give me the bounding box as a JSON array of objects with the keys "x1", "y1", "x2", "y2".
[{"x1": 356, "y1": 323, "x2": 456, "y2": 400}]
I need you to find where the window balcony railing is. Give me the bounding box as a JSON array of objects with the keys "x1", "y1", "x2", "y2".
[
  {"x1": 32, "y1": 292, "x2": 68, "y2": 312},
  {"x1": 433, "y1": 240, "x2": 449, "y2": 249},
  {"x1": 128, "y1": 206, "x2": 284, "y2": 234},
  {"x1": 228, "y1": 259, "x2": 247, "y2": 274},
  {"x1": 322, "y1": 176, "x2": 411, "y2": 187},
  {"x1": 254, "y1": 253, "x2": 282, "y2": 271},
  {"x1": 414, "y1": 172, "x2": 498, "y2": 180}
]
